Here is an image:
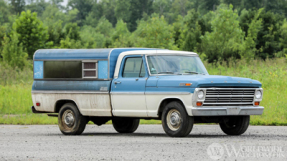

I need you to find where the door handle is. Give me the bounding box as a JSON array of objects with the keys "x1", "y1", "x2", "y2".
[{"x1": 114, "y1": 81, "x2": 121, "y2": 84}]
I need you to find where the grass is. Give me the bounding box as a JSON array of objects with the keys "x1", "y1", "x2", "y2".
[{"x1": 0, "y1": 58, "x2": 287, "y2": 125}]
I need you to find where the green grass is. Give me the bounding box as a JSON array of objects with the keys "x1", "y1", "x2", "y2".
[{"x1": 0, "y1": 58, "x2": 287, "y2": 125}]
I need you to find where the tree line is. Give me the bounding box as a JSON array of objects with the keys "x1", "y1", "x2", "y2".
[{"x1": 1, "y1": 0, "x2": 287, "y2": 69}]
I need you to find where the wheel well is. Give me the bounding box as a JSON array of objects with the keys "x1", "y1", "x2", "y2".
[
  {"x1": 54, "y1": 100, "x2": 77, "y2": 113},
  {"x1": 157, "y1": 98, "x2": 185, "y2": 118}
]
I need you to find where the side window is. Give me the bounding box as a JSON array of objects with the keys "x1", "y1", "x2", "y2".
[
  {"x1": 43, "y1": 61, "x2": 98, "y2": 79},
  {"x1": 82, "y1": 61, "x2": 97, "y2": 78},
  {"x1": 123, "y1": 57, "x2": 145, "y2": 78},
  {"x1": 44, "y1": 61, "x2": 82, "y2": 78}
]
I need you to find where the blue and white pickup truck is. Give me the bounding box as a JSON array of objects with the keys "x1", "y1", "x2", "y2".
[{"x1": 31, "y1": 48, "x2": 264, "y2": 137}]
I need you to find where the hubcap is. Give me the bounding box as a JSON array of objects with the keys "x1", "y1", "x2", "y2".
[
  {"x1": 166, "y1": 109, "x2": 182, "y2": 131},
  {"x1": 63, "y1": 110, "x2": 75, "y2": 128}
]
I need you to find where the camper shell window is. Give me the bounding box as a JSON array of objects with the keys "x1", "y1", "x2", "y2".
[
  {"x1": 42, "y1": 60, "x2": 98, "y2": 79},
  {"x1": 44, "y1": 61, "x2": 82, "y2": 78}
]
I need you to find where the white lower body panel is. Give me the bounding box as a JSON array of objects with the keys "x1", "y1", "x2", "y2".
[{"x1": 32, "y1": 93, "x2": 112, "y2": 116}]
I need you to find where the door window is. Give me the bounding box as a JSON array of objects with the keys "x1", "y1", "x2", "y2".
[{"x1": 123, "y1": 57, "x2": 145, "y2": 78}]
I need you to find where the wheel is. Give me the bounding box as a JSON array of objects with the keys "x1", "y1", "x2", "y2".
[
  {"x1": 58, "y1": 103, "x2": 88, "y2": 135},
  {"x1": 161, "y1": 101, "x2": 193, "y2": 137},
  {"x1": 219, "y1": 116, "x2": 250, "y2": 135},
  {"x1": 112, "y1": 118, "x2": 140, "y2": 133}
]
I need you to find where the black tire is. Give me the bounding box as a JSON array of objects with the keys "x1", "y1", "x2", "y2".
[
  {"x1": 161, "y1": 101, "x2": 194, "y2": 137},
  {"x1": 219, "y1": 116, "x2": 250, "y2": 135},
  {"x1": 112, "y1": 118, "x2": 140, "y2": 133},
  {"x1": 58, "y1": 103, "x2": 88, "y2": 135}
]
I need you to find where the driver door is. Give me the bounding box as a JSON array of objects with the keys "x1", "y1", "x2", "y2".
[{"x1": 111, "y1": 56, "x2": 148, "y2": 117}]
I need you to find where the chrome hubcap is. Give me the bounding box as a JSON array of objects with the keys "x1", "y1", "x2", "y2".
[
  {"x1": 63, "y1": 110, "x2": 75, "y2": 127},
  {"x1": 167, "y1": 109, "x2": 182, "y2": 131}
]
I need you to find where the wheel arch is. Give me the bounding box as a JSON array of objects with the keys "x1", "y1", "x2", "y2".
[
  {"x1": 54, "y1": 99, "x2": 82, "y2": 114},
  {"x1": 157, "y1": 97, "x2": 186, "y2": 118}
]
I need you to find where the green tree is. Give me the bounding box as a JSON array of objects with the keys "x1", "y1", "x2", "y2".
[
  {"x1": 0, "y1": 0, "x2": 11, "y2": 24},
  {"x1": 114, "y1": 0, "x2": 132, "y2": 24},
  {"x1": 240, "y1": 9, "x2": 263, "y2": 62},
  {"x1": 13, "y1": 10, "x2": 48, "y2": 58},
  {"x1": 64, "y1": 23, "x2": 80, "y2": 40},
  {"x1": 239, "y1": 9, "x2": 284, "y2": 59},
  {"x1": 129, "y1": 0, "x2": 153, "y2": 31},
  {"x1": 278, "y1": 19, "x2": 287, "y2": 57},
  {"x1": 41, "y1": 5, "x2": 66, "y2": 47},
  {"x1": 110, "y1": 20, "x2": 133, "y2": 48},
  {"x1": 68, "y1": 0, "x2": 95, "y2": 26},
  {"x1": 1, "y1": 33, "x2": 28, "y2": 69},
  {"x1": 25, "y1": 0, "x2": 49, "y2": 17},
  {"x1": 59, "y1": 36, "x2": 83, "y2": 49},
  {"x1": 133, "y1": 14, "x2": 177, "y2": 49},
  {"x1": 80, "y1": 25, "x2": 106, "y2": 48},
  {"x1": 201, "y1": 4, "x2": 244, "y2": 63},
  {"x1": 9, "y1": 0, "x2": 25, "y2": 15}
]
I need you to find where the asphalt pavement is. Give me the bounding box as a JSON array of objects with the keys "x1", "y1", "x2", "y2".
[{"x1": 0, "y1": 124, "x2": 286, "y2": 161}]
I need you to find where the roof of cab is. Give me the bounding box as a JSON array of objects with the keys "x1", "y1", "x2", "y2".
[{"x1": 120, "y1": 50, "x2": 198, "y2": 56}]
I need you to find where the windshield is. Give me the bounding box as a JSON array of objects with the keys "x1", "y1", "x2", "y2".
[{"x1": 147, "y1": 55, "x2": 208, "y2": 75}]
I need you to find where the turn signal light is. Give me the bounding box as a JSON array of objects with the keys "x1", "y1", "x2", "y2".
[
  {"x1": 196, "y1": 102, "x2": 203, "y2": 106},
  {"x1": 254, "y1": 102, "x2": 260, "y2": 106},
  {"x1": 36, "y1": 103, "x2": 40, "y2": 106},
  {"x1": 185, "y1": 83, "x2": 192, "y2": 86}
]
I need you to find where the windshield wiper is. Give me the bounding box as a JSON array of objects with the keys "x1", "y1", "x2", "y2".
[
  {"x1": 158, "y1": 71, "x2": 174, "y2": 74},
  {"x1": 179, "y1": 71, "x2": 205, "y2": 75},
  {"x1": 184, "y1": 71, "x2": 199, "y2": 74}
]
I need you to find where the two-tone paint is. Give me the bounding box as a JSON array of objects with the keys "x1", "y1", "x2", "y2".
[{"x1": 32, "y1": 49, "x2": 264, "y2": 118}]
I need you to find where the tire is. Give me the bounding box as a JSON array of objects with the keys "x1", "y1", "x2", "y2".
[
  {"x1": 219, "y1": 116, "x2": 250, "y2": 135},
  {"x1": 58, "y1": 103, "x2": 88, "y2": 135},
  {"x1": 112, "y1": 118, "x2": 140, "y2": 133},
  {"x1": 161, "y1": 101, "x2": 193, "y2": 137}
]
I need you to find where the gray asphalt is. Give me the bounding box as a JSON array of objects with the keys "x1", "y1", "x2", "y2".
[{"x1": 0, "y1": 124, "x2": 286, "y2": 161}]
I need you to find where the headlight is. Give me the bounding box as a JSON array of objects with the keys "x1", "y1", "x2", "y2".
[
  {"x1": 198, "y1": 90, "x2": 204, "y2": 99},
  {"x1": 255, "y1": 90, "x2": 262, "y2": 99}
]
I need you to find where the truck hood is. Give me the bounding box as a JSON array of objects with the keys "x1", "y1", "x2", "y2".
[{"x1": 152, "y1": 75, "x2": 261, "y2": 88}]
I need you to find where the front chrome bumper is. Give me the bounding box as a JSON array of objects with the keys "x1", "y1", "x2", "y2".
[{"x1": 191, "y1": 106, "x2": 264, "y2": 116}]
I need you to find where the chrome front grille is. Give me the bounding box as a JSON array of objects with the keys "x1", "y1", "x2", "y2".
[{"x1": 203, "y1": 88, "x2": 255, "y2": 106}]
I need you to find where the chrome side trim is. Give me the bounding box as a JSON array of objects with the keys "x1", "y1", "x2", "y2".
[
  {"x1": 110, "y1": 92, "x2": 144, "y2": 95},
  {"x1": 145, "y1": 92, "x2": 191, "y2": 95},
  {"x1": 32, "y1": 90, "x2": 109, "y2": 94}
]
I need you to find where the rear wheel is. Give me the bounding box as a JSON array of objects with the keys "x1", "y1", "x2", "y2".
[
  {"x1": 161, "y1": 101, "x2": 193, "y2": 137},
  {"x1": 219, "y1": 116, "x2": 250, "y2": 135},
  {"x1": 58, "y1": 103, "x2": 88, "y2": 135},
  {"x1": 112, "y1": 118, "x2": 140, "y2": 133}
]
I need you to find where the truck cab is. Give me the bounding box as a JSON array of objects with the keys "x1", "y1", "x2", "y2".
[{"x1": 31, "y1": 48, "x2": 264, "y2": 137}]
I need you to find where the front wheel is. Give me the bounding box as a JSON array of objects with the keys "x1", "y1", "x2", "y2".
[
  {"x1": 112, "y1": 118, "x2": 140, "y2": 133},
  {"x1": 161, "y1": 101, "x2": 194, "y2": 137},
  {"x1": 58, "y1": 103, "x2": 88, "y2": 135},
  {"x1": 219, "y1": 116, "x2": 250, "y2": 135}
]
